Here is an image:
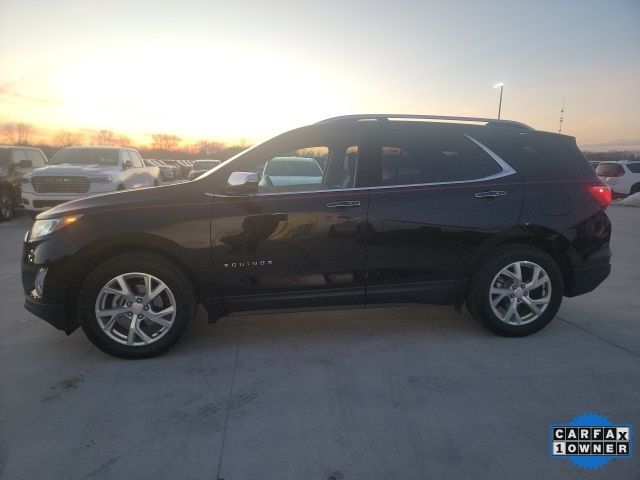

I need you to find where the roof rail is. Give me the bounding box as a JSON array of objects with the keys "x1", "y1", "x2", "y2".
[{"x1": 316, "y1": 114, "x2": 533, "y2": 130}]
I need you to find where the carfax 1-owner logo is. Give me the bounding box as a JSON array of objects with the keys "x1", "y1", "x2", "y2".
[{"x1": 551, "y1": 413, "x2": 632, "y2": 469}]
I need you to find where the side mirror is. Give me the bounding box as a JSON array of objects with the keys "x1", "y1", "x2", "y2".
[
  {"x1": 123, "y1": 160, "x2": 133, "y2": 169},
  {"x1": 224, "y1": 171, "x2": 258, "y2": 194},
  {"x1": 17, "y1": 159, "x2": 33, "y2": 168}
]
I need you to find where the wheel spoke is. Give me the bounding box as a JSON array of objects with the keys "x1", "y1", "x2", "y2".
[
  {"x1": 135, "y1": 323, "x2": 153, "y2": 344},
  {"x1": 127, "y1": 317, "x2": 137, "y2": 345},
  {"x1": 145, "y1": 306, "x2": 175, "y2": 328},
  {"x1": 146, "y1": 281, "x2": 167, "y2": 303},
  {"x1": 112, "y1": 275, "x2": 135, "y2": 302},
  {"x1": 522, "y1": 296, "x2": 542, "y2": 316},
  {"x1": 527, "y1": 272, "x2": 549, "y2": 291},
  {"x1": 503, "y1": 299, "x2": 517, "y2": 323}
]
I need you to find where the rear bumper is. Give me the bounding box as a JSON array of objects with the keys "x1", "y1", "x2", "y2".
[
  {"x1": 24, "y1": 294, "x2": 76, "y2": 334},
  {"x1": 565, "y1": 246, "x2": 612, "y2": 297}
]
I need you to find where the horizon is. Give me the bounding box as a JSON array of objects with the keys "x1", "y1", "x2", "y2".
[{"x1": 1, "y1": 0, "x2": 639, "y2": 149}]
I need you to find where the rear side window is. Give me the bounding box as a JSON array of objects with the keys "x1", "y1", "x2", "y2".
[
  {"x1": 626, "y1": 163, "x2": 640, "y2": 173},
  {"x1": 595, "y1": 163, "x2": 625, "y2": 177},
  {"x1": 26, "y1": 150, "x2": 46, "y2": 167},
  {"x1": 374, "y1": 127, "x2": 502, "y2": 186}
]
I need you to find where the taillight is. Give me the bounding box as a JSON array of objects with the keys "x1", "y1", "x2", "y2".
[{"x1": 588, "y1": 185, "x2": 612, "y2": 207}]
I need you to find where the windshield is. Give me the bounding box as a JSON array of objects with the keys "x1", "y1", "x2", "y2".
[
  {"x1": 50, "y1": 148, "x2": 119, "y2": 166},
  {"x1": 193, "y1": 160, "x2": 219, "y2": 169},
  {"x1": 264, "y1": 158, "x2": 322, "y2": 177}
]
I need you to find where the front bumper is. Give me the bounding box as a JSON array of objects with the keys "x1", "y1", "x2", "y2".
[{"x1": 24, "y1": 293, "x2": 76, "y2": 333}]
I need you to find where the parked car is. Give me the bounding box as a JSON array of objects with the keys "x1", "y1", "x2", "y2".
[
  {"x1": 188, "y1": 159, "x2": 221, "y2": 180},
  {"x1": 22, "y1": 114, "x2": 612, "y2": 358},
  {"x1": 21, "y1": 146, "x2": 161, "y2": 212},
  {"x1": 595, "y1": 160, "x2": 640, "y2": 197},
  {"x1": 163, "y1": 159, "x2": 192, "y2": 179},
  {"x1": 0, "y1": 146, "x2": 47, "y2": 221},
  {"x1": 258, "y1": 156, "x2": 323, "y2": 187},
  {"x1": 145, "y1": 159, "x2": 178, "y2": 181}
]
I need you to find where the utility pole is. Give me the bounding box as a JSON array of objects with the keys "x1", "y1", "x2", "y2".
[
  {"x1": 559, "y1": 95, "x2": 566, "y2": 133},
  {"x1": 494, "y1": 83, "x2": 504, "y2": 119}
]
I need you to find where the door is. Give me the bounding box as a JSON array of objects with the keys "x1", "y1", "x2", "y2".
[
  {"x1": 210, "y1": 124, "x2": 371, "y2": 312},
  {"x1": 365, "y1": 124, "x2": 524, "y2": 305}
]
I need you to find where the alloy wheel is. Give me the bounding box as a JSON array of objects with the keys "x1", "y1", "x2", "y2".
[
  {"x1": 489, "y1": 261, "x2": 552, "y2": 326},
  {"x1": 95, "y1": 272, "x2": 177, "y2": 346}
]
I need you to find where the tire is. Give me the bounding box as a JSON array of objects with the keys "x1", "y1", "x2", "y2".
[
  {"x1": 117, "y1": 184, "x2": 125, "y2": 191},
  {"x1": 78, "y1": 253, "x2": 196, "y2": 358},
  {"x1": 466, "y1": 245, "x2": 564, "y2": 337},
  {"x1": 0, "y1": 187, "x2": 15, "y2": 222},
  {"x1": 630, "y1": 183, "x2": 640, "y2": 195}
]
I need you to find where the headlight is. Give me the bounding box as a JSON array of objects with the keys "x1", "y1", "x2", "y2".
[
  {"x1": 90, "y1": 176, "x2": 112, "y2": 183},
  {"x1": 30, "y1": 215, "x2": 82, "y2": 240}
]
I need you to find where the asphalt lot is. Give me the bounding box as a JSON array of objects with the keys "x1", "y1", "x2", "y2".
[{"x1": 1, "y1": 206, "x2": 639, "y2": 480}]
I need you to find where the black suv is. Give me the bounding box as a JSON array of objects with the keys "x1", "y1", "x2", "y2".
[
  {"x1": 0, "y1": 146, "x2": 47, "y2": 221},
  {"x1": 21, "y1": 115, "x2": 612, "y2": 358}
]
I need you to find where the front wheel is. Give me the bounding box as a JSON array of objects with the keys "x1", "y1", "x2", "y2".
[
  {"x1": 78, "y1": 253, "x2": 196, "y2": 358},
  {"x1": 466, "y1": 245, "x2": 564, "y2": 337},
  {"x1": 0, "y1": 188, "x2": 15, "y2": 222}
]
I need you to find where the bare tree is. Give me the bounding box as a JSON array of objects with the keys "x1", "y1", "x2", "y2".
[
  {"x1": 16, "y1": 123, "x2": 33, "y2": 145},
  {"x1": 192, "y1": 140, "x2": 223, "y2": 156},
  {"x1": 3, "y1": 123, "x2": 33, "y2": 144},
  {"x1": 94, "y1": 129, "x2": 115, "y2": 146},
  {"x1": 152, "y1": 133, "x2": 182, "y2": 151},
  {"x1": 2, "y1": 123, "x2": 18, "y2": 144},
  {"x1": 117, "y1": 135, "x2": 132, "y2": 147},
  {"x1": 54, "y1": 130, "x2": 84, "y2": 147}
]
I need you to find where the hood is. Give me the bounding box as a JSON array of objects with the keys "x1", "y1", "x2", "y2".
[
  {"x1": 36, "y1": 181, "x2": 201, "y2": 220},
  {"x1": 32, "y1": 164, "x2": 119, "y2": 176}
]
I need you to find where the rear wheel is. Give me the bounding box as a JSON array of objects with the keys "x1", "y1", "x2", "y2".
[
  {"x1": 78, "y1": 253, "x2": 196, "y2": 358},
  {"x1": 466, "y1": 245, "x2": 564, "y2": 336},
  {"x1": 630, "y1": 183, "x2": 640, "y2": 195},
  {"x1": 0, "y1": 188, "x2": 15, "y2": 222}
]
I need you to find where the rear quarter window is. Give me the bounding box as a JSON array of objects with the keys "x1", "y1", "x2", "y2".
[{"x1": 626, "y1": 163, "x2": 640, "y2": 173}]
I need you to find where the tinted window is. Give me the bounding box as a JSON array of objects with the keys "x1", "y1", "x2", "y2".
[
  {"x1": 26, "y1": 150, "x2": 46, "y2": 168},
  {"x1": 50, "y1": 148, "x2": 119, "y2": 166},
  {"x1": 595, "y1": 163, "x2": 624, "y2": 177},
  {"x1": 258, "y1": 148, "x2": 328, "y2": 191},
  {"x1": 627, "y1": 163, "x2": 640, "y2": 173},
  {"x1": 375, "y1": 127, "x2": 502, "y2": 186}
]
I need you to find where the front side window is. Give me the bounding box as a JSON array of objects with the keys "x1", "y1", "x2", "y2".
[
  {"x1": 11, "y1": 150, "x2": 28, "y2": 164},
  {"x1": 222, "y1": 127, "x2": 361, "y2": 194},
  {"x1": 26, "y1": 150, "x2": 46, "y2": 168},
  {"x1": 626, "y1": 163, "x2": 640, "y2": 173},
  {"x1": 373, "y1": 127, "x2": 502, "y2": 186},
  {"x1": 129, "y1": 151, "x2": 143, "y2": 168}
]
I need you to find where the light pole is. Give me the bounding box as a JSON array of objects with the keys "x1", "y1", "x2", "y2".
[{"x1": 493, "y1": 82, "x2": 504, "y2": 119}]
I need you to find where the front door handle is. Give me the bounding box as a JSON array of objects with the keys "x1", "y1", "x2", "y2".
[
  {"x1": 327, "y1": 200, "x2": 361, "y2": 208},
  {"x1": 474, "y1": 190, "x2": 507, "y2": 199}
]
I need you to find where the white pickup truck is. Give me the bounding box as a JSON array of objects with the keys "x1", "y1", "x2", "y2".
[{"x1": 21, "y1": 146, "x2": 161, "y2": 212}]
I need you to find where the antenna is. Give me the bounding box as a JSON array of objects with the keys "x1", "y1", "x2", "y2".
[{"x1": 559, "y1": 95, "x2": 566, "y2": 133}]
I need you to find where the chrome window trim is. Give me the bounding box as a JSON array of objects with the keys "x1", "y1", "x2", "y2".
[{"x1": 211, "y1": 136, "x2": 517, "y2": 198}]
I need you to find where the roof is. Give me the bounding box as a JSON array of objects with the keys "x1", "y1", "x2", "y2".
[{"x1": 316, "y1": 114, "x2": 533, "y2": 130}]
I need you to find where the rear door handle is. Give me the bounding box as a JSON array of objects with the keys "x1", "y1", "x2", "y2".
[
  {"x1": 474, "y1": 190, "x2": 507, "y2": 199},
  {"x1": 327, "y1": 200, "x2": 361, "y2": 208}
]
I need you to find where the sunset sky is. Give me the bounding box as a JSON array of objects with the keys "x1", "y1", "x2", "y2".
[{"x1": 1, "y1": 0, "x2": 639, "y2": 149}]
